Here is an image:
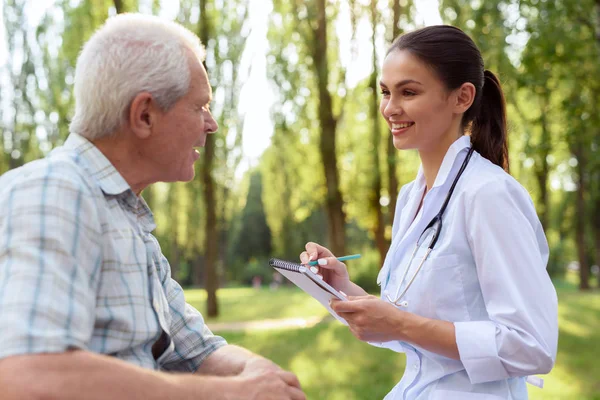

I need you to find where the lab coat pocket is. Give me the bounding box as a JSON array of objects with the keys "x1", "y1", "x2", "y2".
[
  {"x1": 431, "y1": 390, "x2": 505, "y2": 400},
  {"x1": 425, "y1": 253, "x2": 459, "y2": 270},
  {"x1": 422, "y1": 254, "x2": 470, "y2": 321}
]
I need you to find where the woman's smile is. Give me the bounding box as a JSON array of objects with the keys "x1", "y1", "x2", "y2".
[{"x1": 390, "y1": 121, "x2": 415, "y2": 136}]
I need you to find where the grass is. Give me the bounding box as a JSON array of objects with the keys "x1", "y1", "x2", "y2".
[
  {"x1": 185, "y1": 286, "x2": 330, "y2": 323},
  {"x1": 184, "y1": 273, "x2": 600, "y2": 400}
]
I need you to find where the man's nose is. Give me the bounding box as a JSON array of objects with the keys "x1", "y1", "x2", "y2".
[{"x1": 206, "y1": 113, "x2": 218, "y2": 134}]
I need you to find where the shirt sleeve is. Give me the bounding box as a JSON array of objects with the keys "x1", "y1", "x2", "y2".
[
  {"x1": 157, "y1": 255, "x2": 227, "y2": 373},
  {"x1": 454, "y1": 178, "x2": 558, "y2": 384},
  {"x1": 0, "y1": 163, "x2": 102, "y2": 360}
]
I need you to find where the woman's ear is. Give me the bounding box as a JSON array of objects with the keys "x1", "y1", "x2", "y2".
[
  {"x1": 454, "y1": 82, "x2": 476, "y2": 114},
  {"x1": 129, "y1": 92, "x2": 155, "y2": 139}
]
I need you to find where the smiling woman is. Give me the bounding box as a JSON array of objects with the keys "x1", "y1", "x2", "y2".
[{"x1": 301, "y1": 25, "x2": 558, "y2": 400}]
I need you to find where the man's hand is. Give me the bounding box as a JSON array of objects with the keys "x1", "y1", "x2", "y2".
[
  {"x1": 331, "y1": 295, "x2": 407, "y2": 342},
  {"x1": 236, "y1": 360, "x2": 305, "y2": 400}
]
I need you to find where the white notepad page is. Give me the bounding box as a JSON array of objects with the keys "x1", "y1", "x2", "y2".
[{"x1": 273, "y1": 265, "x2": 348, "y2": 325}]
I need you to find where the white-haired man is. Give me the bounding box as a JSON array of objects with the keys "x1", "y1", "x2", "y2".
[{"x1": 0, "y1": 14, "x2": 305, "y2": 400}]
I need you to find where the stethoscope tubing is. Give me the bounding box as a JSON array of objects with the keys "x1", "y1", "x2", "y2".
[{"x1": 385, "y1": 146, "x2": 475, "y2": 307}]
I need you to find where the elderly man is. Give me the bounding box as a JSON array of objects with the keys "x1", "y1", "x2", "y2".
[{"x1": 0, "y1": 14, "x2": 304, "y2": 400}]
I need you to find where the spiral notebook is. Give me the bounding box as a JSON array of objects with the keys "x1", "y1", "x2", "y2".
[{"x1": 269, "y1": 258, "x2": 348, "y2": 325}]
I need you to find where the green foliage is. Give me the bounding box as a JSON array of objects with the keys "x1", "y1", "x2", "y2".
[
  {"x1": 2, "y1": 0, "x2": 599, "y2": 288},
  {"x1": 227, "y1": 170, "x2": 273, "y2": 283}
]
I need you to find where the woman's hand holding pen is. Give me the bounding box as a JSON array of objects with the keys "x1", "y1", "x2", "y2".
[
  {"x1": 299, "y1": 242, "x2": 367, "y2": 297},
  {"x1": 330, "y1": 295, "x2": 408, "y2": 343}
]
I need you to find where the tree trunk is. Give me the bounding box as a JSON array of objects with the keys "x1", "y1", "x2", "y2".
[
  {"x1": 369, "y1": 0, "x2": 386, "y2": 266},
  {"x1": 574, "y1": 140, "x2": 590, "y2": 290},
  {"x1": 113, "y1": 0, "x2": 125, "y2": 13},
  {"x1": 594, "y1": 193, "x2": 600, "y2": 288},
  {"x1": 169, "y1": 189, "x2": 180, "y2": 281},
  {"x1": 534, "y1": 94, "x2": 551, "y2": 230},
  {"x1": 312, "y1": 0, "x2": 346, "y2": 256},
  {"x1": 199, "y1": 0, "x2": 218, "y2": 317},
  {"x1": 386, "y1": 0, "x2": 402, "y2": 236},
  {"x1": 593, "y1": 0, "x2": 600, "y2": 287}
]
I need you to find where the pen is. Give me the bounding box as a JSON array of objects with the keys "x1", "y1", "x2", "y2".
[{"x1": 308, "y1": 254, "x2": 361, "y2": 266}]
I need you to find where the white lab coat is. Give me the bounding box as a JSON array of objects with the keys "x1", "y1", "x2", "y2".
[{"x1": 374, "y1": 135, "x2": 558, "y2": 399}]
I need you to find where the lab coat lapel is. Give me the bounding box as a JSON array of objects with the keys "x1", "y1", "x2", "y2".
[{"x1": 378, "y1": 173, "x2": 425, "y2": 285}]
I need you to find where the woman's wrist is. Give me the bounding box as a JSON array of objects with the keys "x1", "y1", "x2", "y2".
[{"x1": 339, "y1": 281, "x2": 368, "y2": 297}]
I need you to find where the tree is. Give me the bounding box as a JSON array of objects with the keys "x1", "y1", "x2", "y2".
[
  {"x1": 233, "y1": 171, "x2": 272, "y2": 262},
  {"x1": 367, "y1": 0, "x2": 386, "y2": 265}
]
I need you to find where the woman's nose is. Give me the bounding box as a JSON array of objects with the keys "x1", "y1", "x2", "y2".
[{"x1": 382, "y1": 99, "x2": 402, "y2": 119}]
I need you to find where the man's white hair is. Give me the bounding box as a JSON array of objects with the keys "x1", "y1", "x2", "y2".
[{"x1": 70, "y1": 13, "x2": 206, "y2": 140}]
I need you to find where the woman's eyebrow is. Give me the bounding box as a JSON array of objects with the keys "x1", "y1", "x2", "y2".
[{"x1": 379, "y1": 79, "x2": 423, "y2": 88}]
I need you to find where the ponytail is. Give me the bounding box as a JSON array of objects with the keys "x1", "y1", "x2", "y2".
[{"x1": 470, "y1": 70, "x2": 509, "y2": 172}]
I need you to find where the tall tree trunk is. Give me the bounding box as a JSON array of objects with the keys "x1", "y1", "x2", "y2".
[
  {"x1": 311, "y1": 0, "x2": 346, "y2": 256},
  {"x1": 168, "y1": 188, "x2": 181, "y2": 281},
  {"x1": 534, "y1": 93, "x2": 551, "y2": 230},
  {"x1": 574, "y1": 140, "x2": 590, "y2": 290},
  {"x1": 593, "y1": 0, "x2": 600, "y2": 288},
  {"x1": 594, "y1": 192, "x2": 600, "y2": 288},
  {"x1": 199, "y1": 0, "x2": 218, "y2": 317},
  {"x1": 113, "y1": 0, "x2": 125, "y2": 13},
  {"x1": 218, "y1": 186, "x2": 229, "y2": 287},
  {"x1": 369, "y1": 0, "x2": 386, "y2": 266},
  {"x1": 591, "y1": 0, "x2": 600, "y2": 287},
  {"x1": 386, "y1": 0, "x2": 402, "y2": 236}
]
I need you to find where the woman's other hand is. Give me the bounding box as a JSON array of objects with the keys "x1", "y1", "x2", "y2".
[{"x1": 330, "y1": 295, "x2": 407, "y2": 343}]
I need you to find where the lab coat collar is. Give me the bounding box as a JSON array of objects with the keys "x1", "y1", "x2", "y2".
[{"x1": 413, "y1": 135, "x2": 472, "y2": 193}]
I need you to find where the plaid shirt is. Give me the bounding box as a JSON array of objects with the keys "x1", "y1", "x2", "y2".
[{"x1": 0, "y1": 133, "x2": 226, "y2": 371}]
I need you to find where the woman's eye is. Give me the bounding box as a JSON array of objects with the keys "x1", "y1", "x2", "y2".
[
  {"x1": 403, "y1": 90, "x2": 416, "y2": 96},
  {"x1": 380, "y1": 89, "x2": 390, "y2": 96}
]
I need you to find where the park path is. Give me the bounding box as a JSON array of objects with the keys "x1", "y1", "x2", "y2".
[{"x1": 208, "y1": 315, "x2": 330, "y2": 332}]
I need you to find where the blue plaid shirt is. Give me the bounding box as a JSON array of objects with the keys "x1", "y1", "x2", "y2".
[{"x1": 0, "y1": 133, "x2": 226, "y2": 371}]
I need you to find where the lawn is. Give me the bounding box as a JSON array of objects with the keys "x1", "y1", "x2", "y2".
[
  {"x1": 185, "y1": 286, "x2": 330, "y2": 323},
  {"x1": 185, "y1": 274, "x2": 600, "y2": 400}
]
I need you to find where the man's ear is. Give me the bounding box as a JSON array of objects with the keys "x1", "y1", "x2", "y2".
[
  {"x1": 129, "y1": 92, "x2": 156, "y2": 139},
  {"x1": 454, "y1": 82, "x2": 476, "y2": 114}
]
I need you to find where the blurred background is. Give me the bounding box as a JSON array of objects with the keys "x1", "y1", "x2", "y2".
[{"x1": 1, "y1": 0, "x2": 599, "y2": 398}]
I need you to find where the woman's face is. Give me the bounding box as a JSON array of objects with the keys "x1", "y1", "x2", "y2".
[{"x1": 379, "y1": 50, "x2": 462, "y2": 153}]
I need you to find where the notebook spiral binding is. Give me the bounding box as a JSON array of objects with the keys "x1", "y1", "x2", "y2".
[{"x1": 269, "y1": 258, "x2": 304, "y2": 272}]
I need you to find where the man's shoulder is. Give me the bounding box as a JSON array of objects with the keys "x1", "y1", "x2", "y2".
[{"x1": 0, "y1": 149, "x2": 97, "y2": 199}]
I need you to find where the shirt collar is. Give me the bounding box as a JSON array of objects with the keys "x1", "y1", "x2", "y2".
[
  {"x1": 58, "y1": 133, "x2": 157, "y2": 233},
  {"x1": 413, "y1": 135, "x2": 472, "y2": 193},
  {"x1": 60, "y1": 133, "x2": 132, "y2": 196}
]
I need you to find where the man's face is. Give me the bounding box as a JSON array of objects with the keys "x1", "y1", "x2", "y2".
[{"x1": 142, "y1": 54, "x2": 218, "y2": 183}]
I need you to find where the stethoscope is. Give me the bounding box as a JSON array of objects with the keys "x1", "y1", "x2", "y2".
[{"x1": 384, "y1": 146, "x2": 475, "y2": 307}]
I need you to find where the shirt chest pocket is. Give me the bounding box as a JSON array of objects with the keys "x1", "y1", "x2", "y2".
[
  {"x1": 95, "y1": 229, "x2": 154, "y2": 335},
  {"x1": 106, "y1": 228, "x2": 149, "y2": 269},
  {"x1": 416, "y1": 252, "x2": 470, "y2": 321}
]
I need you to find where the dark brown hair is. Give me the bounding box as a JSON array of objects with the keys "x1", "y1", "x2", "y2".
[{"x1": 388, "y1": 25, "x2": 509, "y2": 171}]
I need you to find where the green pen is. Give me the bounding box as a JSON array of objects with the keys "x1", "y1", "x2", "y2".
[{"x1": 308, "y1": 254, "x2": 361, "y2": 266}]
